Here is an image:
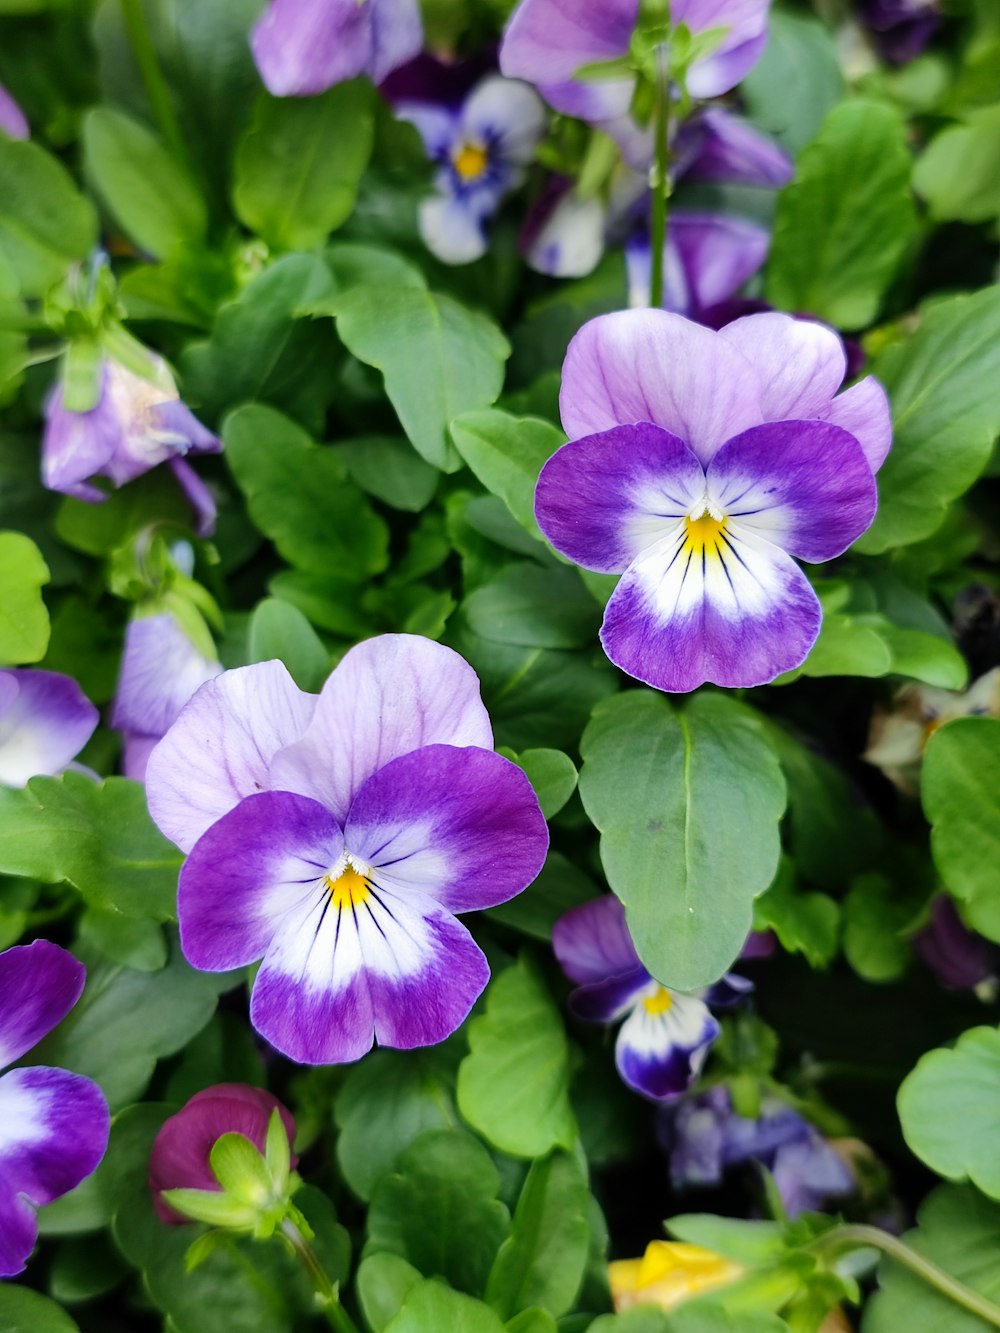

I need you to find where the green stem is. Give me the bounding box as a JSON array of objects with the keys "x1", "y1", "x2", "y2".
[
  {"x1": 281, "y1": 1219, "x2": 360, "y2": 1333},
  {"x1": 648, "y1": 41, "x2": 671, "y2": 308},
  {"x1": 119, "y1": 0, "x2": 191, "y2": 172},
  {"x1": 812, "y1": 1224, "x2": 1000, "y2": 1329}
]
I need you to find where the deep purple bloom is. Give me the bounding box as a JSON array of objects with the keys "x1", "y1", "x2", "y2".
[
  {"x1": 857, "y1": 0, "x2": 941, "y2": 64},
  {"x1": 43, "y1": 353, "x2": 221, "y2": 536},
  {"x1": 913, "y1": 897, "x2": 997, "y2": 993},
  {"x1": 535, "y1": 310, "x2": 890, "y2": 692},
  {"x1": 149, "y1": 1083, "x2": 297, "y2": 1224},
  {"x1": 0, "y1": 941, "x2": 110, "y2": 1276},
  {"x1": 553, "y1": 896, "x2": 750, "y2": 1101},
  {"x1": 395, "y1": 74, "x2": 545, "y2": 264},
  {"x1": 664, "y1": 1086, "x2": 854, "y2": 1217},
  {"x1": 251, "y1": 0, "x2": 423, "y2": 96},
  {"x1": 0, "y1": 669, "x2": 98, "y2": 788},
  {"x1": 146, "y1": 635, "x2": 549, "y2": 1065},
  {"x1": 112, "y1": 613, "x2": 222, "y2": 782},
  {"x1": 0, "y1": 83, "x2": 28, "y2": 140}
]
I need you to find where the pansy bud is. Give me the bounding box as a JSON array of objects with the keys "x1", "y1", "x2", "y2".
[{"x1": 609, "y1": 1240, "x2": 745, "y2": 1313}]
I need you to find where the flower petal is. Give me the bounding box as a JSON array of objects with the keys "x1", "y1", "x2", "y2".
[
  {"x1": 0, "y1": 83, "x2": 29, "y2": 140},
  {"x1": 418, "y1": 192, "x2": 490, "y2": 264},
  {"x1": 268, "y1": 635, "x2": 493, "y2": 827},
  {"x1": 669, "y1": 213, "x2": 770, "y2": 316},
  {"x1": 675, "y1": 0, "x2": 771, "y2": 98},
  {"x1": 168, "y1": 457, "x2": 218, "y2": 538},
  {"x1": 521, "y1": 177, "x2": 606, "y2": 278},
  {"x1": 147, "y1": 399, "x2": 221, "y2": 455},
  {"x1": 41, "y1": 367, "x2": 120, "y2": 500},
  {"x1": 601, "y1": 525, "x2": 823, "y2": 691},
  {"x1": 251, "y1": 0, "x2": 372, "y2": 95},
  {"x1": 146, "y1": 661, "x2": 316, "y2": 853},
  {"x1": 707, "y1": 420, "x2": 878, "y2": 562},
  {"x1": 615, "y1": 991, "x2": 719, "y2": 1100},
  {"x1": 719, "y1": 313, "x2": 847, "y2": 420},
  {"x1": 0, "y1": 670, "x2": 98, "y2": 789},
  {"x1": 367, "y1": 0, "x2": 424, "y2": 84},
  {"x1": 535, "y1": 423, "x2": 705, "y2": 574},
  {"x1": 559, "y1": 310, "x2": 763, "y2": 467},
  {"x1": 394, "y1": 102, "x2": 458, "y2": 159},
  {"x1": 0, "y1": 940, "x2": 85, "y2": 1068},
  {"x1": 178, "y1": 791, "x2": 343, "y2": 972},
  {"x1": 569, "y1": 969, "x2": 650, "y2": 1023},
  {"x1": 111, "y1": 614, "x2": 221, "y2": 744},
  {"x1": 461, "y1": 76, "x2": 546, "y2": 165},
  {"x1": 678, "y1": 109, "x2": 793, "y2": 188},
  {"x1": 552, "y1": 894, "x2": 643, "y2": 984},
  {"x1": 345, "y1": 744, "x2": 548, "y2": 913},
  {"x1": 821, "y1": 376, "x2": 893, "y2": 473}
]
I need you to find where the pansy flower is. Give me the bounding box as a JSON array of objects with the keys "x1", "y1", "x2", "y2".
[
  {"x1": 395, "y1": 74, "x2": 545, "y2": 264},
  {"x1": 535, "y1": 309, "x2": 889, "y2": 692},
  {"x1": 146, "y1": 635, "x2": 549, "y2": 1065},
  {"x1": 0, "y1": 83, "x2": 29, "y2": 139},
  {"x1": 553, "y1": 895, "x2": 749, "y2": 1100},
  {"x1": 0, "y1": 941, "x2": 110, "y2": 1276},
  {"x1": 913, "y1": 896, "x2": 997, "y2": 995},
  {"x1": 0, "y1": 669, "x2": 98, "y2": 788}
]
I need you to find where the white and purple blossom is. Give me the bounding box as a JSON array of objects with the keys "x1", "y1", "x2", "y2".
[
  {"x1": 0, "y1": 941, "x2": 110, "y2": 1276},
  {"x1": 553, "y1": 896, "x2": 750, "y2": 1101},
  {"x1": 0, "y1": 669, "x2": 98, "y2": 788},
  {"x1": 251, "y1": 0, "x2": 423, "y2": 97},
  {"x1": 395, "y1": 74, "x2": 546, "y2": 265},
  {"x1": 145, "y1": 634, "x2": 549, "y2": 1065},
  {"x1": 534, "y1": 309, "x2": 890, "y2": 692},
  {"x1": 0, "y1": 82, "x2": 29, "y2": 140},
  {"x1": 43, "y1": 352, "x2": 221, "y2": 536}
]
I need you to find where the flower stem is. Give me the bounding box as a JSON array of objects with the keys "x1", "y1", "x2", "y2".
[
  {"x1": 119, "y1": 0, "x2": 191, "y2": 173},
  {"x1": 280, "y1": 1219, "x2": 360, "y2": 1333},
  {"x1": 811, "y1": 1223, "x2": 1000, "y2": 1328},
  {"x1": 648, "y1": 33, "x2": 672, "y2": 309}
]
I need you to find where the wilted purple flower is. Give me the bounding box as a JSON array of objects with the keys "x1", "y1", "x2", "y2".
[
  {"x1": 913, "y1": 897, "x2": 997, "y2": 993},
  {"x1": 0, "y1": 83, "x2": 28, "y2": 140},
  {"x1": 535, "y1": 310, "x2": 889, "y2": 691},
  {"x1": 0, "y1": 669, "x2": 98, "y2": 788},
  {"x1": 251, "y1": 0, "x2": 423, "y2": 97},
  {"x1": 553, "y1": 896, "x2": 750, "y2": 1101},
  {"x1": 0, "y1": 941, "x2": 110, "y2": 1276},
  {"x1": 149, "y1": 1083, "x2": 297, "y2": 1224},
  {"x1": 146, "y1": 635, "x2": 548, "y2": 1065},
  {"x1": 857, "y1": 0, "x2": 941, "y2": 65},
  {"x1": 395, "y1": 74, "x2": 545, "y2": 264},
  {"x1": 664, "y1": 1086, "x2": 854, "y2": 1216},
  {"x1": 112, "y1": 613, "x2": 222, "y2": 782},
  {"x1": 43, "y1": 353, "x2": 221, "y2": 536}
]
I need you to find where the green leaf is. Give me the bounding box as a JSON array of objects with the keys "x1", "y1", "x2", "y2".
[
  {"x1": 858, "y1": 287, "x2": 1000, "y2": 552},
  {"x1": 511, "y1": 748, "x2": 578, "y2": 820},
  {"x1": 0, "y1": 529, "x2": 49, "y2": 663},
  {"x1": 765, "y1": 99, "x2": 916, "y2": 330},
  {"x1": 457, "y1": 957, "x2": 577, "y2": 1159},
  {"x1": 753, "y1": 864, "x2": 839, "y2": 969},
  {"x1": 78, "y1": 908, "x2": 167, "y2": 972},
  {"x1": 741, "y1": 10, "x2": 844, "y2": 155},
  {"x1": 486, "y1": 852, "x2": 598, "y2": 941},
  {"x1": 465, "y1": 563, "x2": 600, "y2": 650},
  {"x1": 922, "y1": 718, "x2": 1000, "y2": 940},
  {"x1": 913, "y1": 105, "x2": 1000, "y2": 223},
  {"x1": 336, "y1": 286, "x2": 510, "y2": 470},
  {"x1": 0, "y1": 137, "x2": 97, "y2": 296},
  {"x1": 247, "y1": 597, "x2": 331, "y2": 692},
  {"x1": 486, "y1": 1151, "x2": 591, "y2": 1320},
  {"x1": 0, "y1": 1287, "x2": 80, "y2": 1332},
  {"x1": 842, "y1": 873, "x2": 914, "y2": 983},
  {"x1": 223, "y1": 404, "x2": 389, "y2": 580},
  {"x1": 790, "y1": 612, "x2": 893, "y2": 680},
  {"x1": 0, "y1": 774, "x2": 182, "y2": 921},
  {"x1": 579, "y1": 692, "x2": 786, "y2": 990},
  {"x1": 335, "y1": 435, "x2": 439, "y2": 512},
  {"x1": 334, "y1": 1047, "x2": 460, "y2": 1202},
  {"x1": 357, "y1": 1254, "x2": 424, "y2": 1333},
  {"x1": 386, "y1": 1280, "x2": 507, "y2": 1333},
  {"x1": 233, "y1": 82, "x2": 374, "y2": 250},
  {"x1": 366, "y1": 1129, "x2": 511, "y2": 1295},
  {"x1": 666, "y1": 1214, "x2": 786, "y2": 1267},
  {"x1": 83, "y1": 107, "x2": 206, "y2": 259},
  {"x1": 449, "y1": 410, "x2": 565, "y2": 540}
]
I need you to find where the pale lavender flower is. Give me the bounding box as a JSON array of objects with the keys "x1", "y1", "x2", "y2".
[
  {"x1": 0, "y1": 941, "x2": 110, "y2": 1276},
  {"x1": 0, "y1": 83, "x2": 28, "y2": 139},
  {"x1": 145, "y1": 635, "x2": 549, "y2": 1065},
  {"x1": 0, "y1": 670, "x2": 98, "y2": 788},
  {"x1": 553, "y1": 896, "x2": 750, "y2": 1101},
  {"x1": 251, "y1": 0, "x2": 422, "y2": 96},
  {"x1": 534, "y1": 310, "x2": 890, "y2": 691}
]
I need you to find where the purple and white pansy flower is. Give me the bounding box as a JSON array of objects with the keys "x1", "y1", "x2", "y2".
[
  {"x1": 395, "y1": 74, "x2": 546, "y2": 265},
  {"x1": 534, "y1": 309, "x2": 890, "y2": 692},
  {"x1": 0, "y1": 941, "x2": 110, "y2": 1276},
  {"x1": 0, "y1": 669, "x2": 98, "y2": 789},
  {"x1": 553, "y1": 896, "x2": 750, "y2": 1101},
  {"x1": 145, "y1": 634, "x2": 549, "y2": 1065}
]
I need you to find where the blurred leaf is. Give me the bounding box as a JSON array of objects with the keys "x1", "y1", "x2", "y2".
[
  {"x1": 78, "y1": 907, "x2": 167, "y2": 972},
  {"x1": 358, "y1": 1253, "x2": 423, "y2": 1333},
  {"x1": 335, "y1": 435, "x2": 438, "y2": 511},
  {"x1": 0, "y1": 137, "x2": 97, "y2": 295},
  {"x1": 385, "y1": 1280, "x2": 507, "y2": 1333},
  {"x1": 913, "y1": 105, "x2": 1000, "y2": 223},
  {"x1": 465, "y1": 563, "x2": 600, "y2": 650},
  {"x1": 742, "y1": 10, "x2": 844, "y2": 155},
  {"x1": 247, "y1": 596, "x2": 330, "y2": 691},
  {"x1": 486, "y1": 853, "x2": 597, "y2": 941},
  {"x1": 842, "y1": 873, "x2": 917, "y2": 983},
  {"x1": 450, "y1": 410, "x2": 565, "y2": 539},
  {"x1": 0, "y1": 1287, "x2": 79, "y2": 1332},
  {"x1": 0, "y1": 529, "x2": 49, "y2": 663}
]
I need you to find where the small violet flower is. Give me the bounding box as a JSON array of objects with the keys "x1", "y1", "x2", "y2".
[
  {"x1": 112, "y1": 613, "x2": 222, "y2": 782},
  {"x1": 43, "y1": 352, "x2": 221, "y2": 537},
  {"x1": 913, "y1": 896, "x2": 997, "y2": 995},
  {"x1": 857, "y1": 0, "x2": 941, "y2": 65},
  {"x1": 552, "y1": 895, "x2": 750, "y2": 1101},
  {"x1": 0, "y1": 83, "x2": 29, "y2": 139},
  {"x1": 535, "y1": 309, "x2": 890, "y2": 691},
  {"x1": 0, "y1": 669, "x2": 98, "y2": 788},
  {"x1": 395, "y1": 74, "x2": 545, "y2": 265},
  {"x1": 146, "y1": 634, "x2": 549, "y2": 1064},
  {"x1": 0, "y1": 941, "x2": 110, "y2": 1276},
  {"x1": 251, "y1": 0, "x2": 423, "y2": 97}
]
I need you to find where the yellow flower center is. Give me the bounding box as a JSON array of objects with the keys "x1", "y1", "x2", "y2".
[
  {"x1": 683, "y1": 511, "x2": 727, "y2": 559},
  {"x1": 643, "y1": 986, "x2": 674, "y2": 1015},
  {"x1": 325, "y1": 865, "x2": 371, "y2": 911},
  {"x1": 452, "y1": 142, "x2": 489, "y2": 181}
]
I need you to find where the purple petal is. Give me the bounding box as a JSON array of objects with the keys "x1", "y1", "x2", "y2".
[
  {"x1": 368, "y1": 0, "x2": 424, "y2": 84},
  {"x1": 178, "y1": 791, "x2": 343, "y2": 972},
  {"x1": 268, "y1": 635, "x2": 492, "y2": 827},
  {"x1": 559, "y1": 311, "x2": 763, "y2": 468},
  {"x1": 112, "y1": 614, "x2": 221, "y2": 744},
  {"x1": 521, "y1": 176, "x2": 606, "y2": 278},
  {"x1": 41, "y1": 366, "x2": 120, "y2": 500},
  {"x1": 821, "y1": 377, "x2": 893, "y2": 474},
  {"x1": 345, "y1": 744, "x2": 548, "y2": 913},
  {"x1": 719, "y1": 313, "x2": 847, "y2": 421},
  {"x1": 0, "y1": 940, "x2": 86, "y2": 1069},
  {"x1": 552, "y1": 895, "x2": 643, "y2": 985},
  {"x1": 601, "y1": 527, "x2": 822, "y2": 691},
  {"x1": 461, "y1": 76, "x2": 546, "y2": 166},
  {"x1": 913, "y1": 896, "x2": 995, "y2": 991},
  {"x1": 395, "y1": 102, "x2": 459, "y2": 159},
  {"x1": 614, "y1": 990, "x2": 719, "y2": 1101},
  {"x1": 770, "y1": 1135, "x2": 853, "y2": 1217},
  {"x1": 0, "y1": 84, "x2": 29, "y2": 140},
  {"x1": 535, "y1": 423, "x2": 705, "y2": 575},
  {"x1": 700, "y1": 971, "x2": 753, "y2": 1008},
  {"x1": 0, "y1": 1067, "x2": 109, "y2": 1276},
  {"x1": 251, "y1": 0, "x2": 373, "y2": 95},
  {"x1": 675, "y1": 0, "x2": 772, "y2": 98},
  {"x1": 677, "y1": 109, "x2": 793, "y2": 188},
  {"x1": 0, "y1": 670, "x2": 99, "y2": 789},
  {"x1": 168, "y1": 457, "x2": 218, "y2": 538},
  {"x1": 666, "y1": 1088, "x2": 729, "y2": 1187},
  {"x1": 146, "y1": 661, "x2": 316, "y2": 853},
  {"x1": 669, "y1": 213, "x2": 771, "y2": 317},
  {"x1": 148, "y1": 399, "x2": 221, "y2": 456},
  {"x1": 121, "y1": 734, "x2": 158, "y2": 783},
  {"x1": 685, "y1": 29, "x2": 769, "y2": 99},
  {"x1": 568, "y1": 968, "x2": 650, "y2": 1023},
  {"x1": 706, "y1": 420, "x2": 878, "y2": 562}
]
